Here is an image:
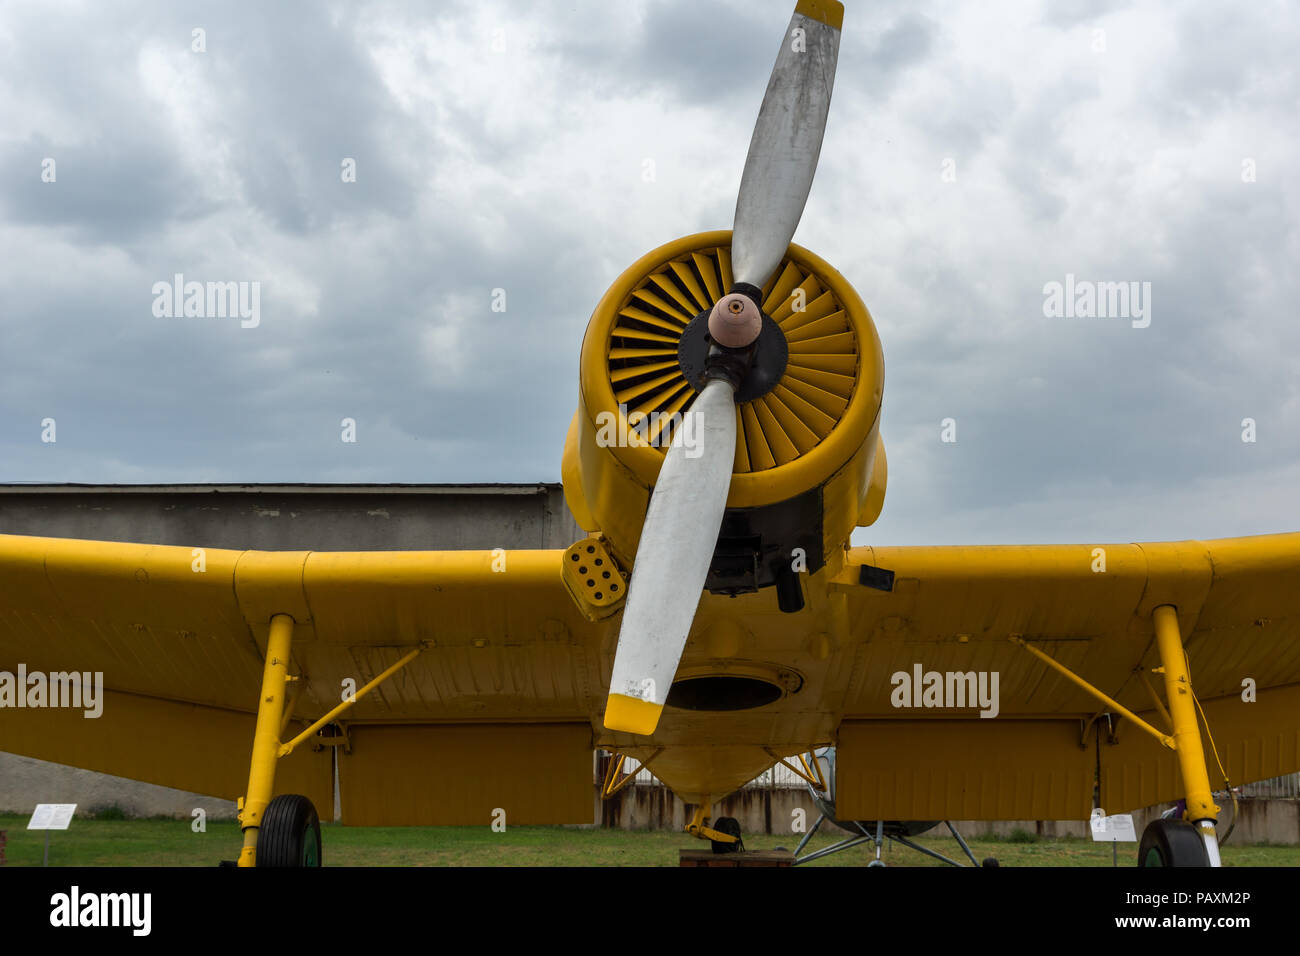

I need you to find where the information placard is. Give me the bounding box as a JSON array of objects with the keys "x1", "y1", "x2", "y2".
[
  {"x1": 28, "y1": 804, "x2": 77, "y2": 831},
  {"x1": 1089, "y1": 808, "x2": 1137, "y2": 843}
]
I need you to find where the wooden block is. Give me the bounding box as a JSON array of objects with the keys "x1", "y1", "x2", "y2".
[{"x1": 679, "y1": 849, "x2": 795, "y2": 867}]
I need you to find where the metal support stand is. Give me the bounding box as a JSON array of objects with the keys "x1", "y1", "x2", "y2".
[
  {"x1": 793, "y1": 816, "x2": 983, "y2": 867},
  {"x1": 870, "y1": 819, "x2": 884, "y2": 866},
  {"x1": 793, "y1": 811, "x2": 825, "y2": 857},
  {"x1": 792, "y1": 814, "x2": 876, "y2": 865},
  {"x1": 946, "y1": 820, "x2": 980, "y2": 867}
]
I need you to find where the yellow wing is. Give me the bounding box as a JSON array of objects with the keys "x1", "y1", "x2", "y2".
[
  {"x1": 832, "y1": 534, "x2": 1300, "y2": 820},
  {"x1": 5, "y1": 529, "x2": 1298, "y2": 825},
  {"x1": 0, "y1": 534, "x2": 605, "y2": 824}
]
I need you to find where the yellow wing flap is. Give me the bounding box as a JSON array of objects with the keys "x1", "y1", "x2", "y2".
[
  {"x1": 837, "y1": 719, "x2": 1095, "y2": 820},
  {"x1": 833, "y1": 533, "x2": 1300, "y2": 819},
  {"x1": 338, "y1": 723, "x2": 593, "y2": 826}
]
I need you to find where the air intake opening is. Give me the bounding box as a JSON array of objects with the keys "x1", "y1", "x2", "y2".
[
  {"x1": 666, "y1": 675, "x2": 783, "y2": 712},
  {"x1": 604, "y1": 244, "x2": 860, "y2": 470}
]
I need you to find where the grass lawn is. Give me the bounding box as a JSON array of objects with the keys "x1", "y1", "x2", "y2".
[{"x1": 1, "y1": 814, "x2": 1296, "y2": 866}]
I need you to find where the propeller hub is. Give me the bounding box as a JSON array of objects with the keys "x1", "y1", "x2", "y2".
[
  {"x1": 707, "y1": 293, "x2": 763, "y2": 348},
  {"x1": 677, "y1": 303, "x2": 789, "y2": 404}
]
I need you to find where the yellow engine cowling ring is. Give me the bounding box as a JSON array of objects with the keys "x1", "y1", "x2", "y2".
[{"x1": 563, "y1": 230, "x2": 885, "y2": 589}]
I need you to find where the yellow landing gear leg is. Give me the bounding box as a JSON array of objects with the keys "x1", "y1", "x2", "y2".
[
  {"x1": 685, "y1": 798, "x2": 742, "y2": 850},
  {"x1": 1153, "y1": 604, "x2": 1221, "y2": 866},
  {"x1": 237, "y1": 613, "x2": 295, "y2": 868}
]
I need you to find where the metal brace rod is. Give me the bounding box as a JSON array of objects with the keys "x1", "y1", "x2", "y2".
[
  {"x1": 1136, "y1": 666, "x2": 1174, "y2": 730},
  {"x1": 793, "y1": 832, "x2": 875, "y2": 866},
  {"x1": 945, "y1": 820, "x2": 980, "y2": 867},
  {"x1": 279, "y1": 645, "x2": 425, "y2": 758},
  {"x1": 1009, "y1": 635, "x2": 1174, "y2": 749},
  {"x1": 793, "y1": 811, "x2": 826, "y2": 857},
  {"x1": 892, "y1": 834, "x2": 968, "y2": 868},
  {"x1": 763, "y1": 748, "x2": 828, "y2": 791},
  {"x1": 601, "y1": 749, "x2": 663, "y2": 799}
]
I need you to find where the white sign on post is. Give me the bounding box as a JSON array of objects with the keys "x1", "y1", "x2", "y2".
[
  {"x1": 28, "y1": 804, "x2": 77, "y2": 830},
  {"x1": 28, "y1": 804, "x2": 77, "y2": 866},
  {"x1": 1089, "y1": 808, "x2": 1137, "y2": 842}
]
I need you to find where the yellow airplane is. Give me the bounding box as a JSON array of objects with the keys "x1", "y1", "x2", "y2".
[{"x1": 2, "y1": 0, "x2": 1297, "y2": 868}]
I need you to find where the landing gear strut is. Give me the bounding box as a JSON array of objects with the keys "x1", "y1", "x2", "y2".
[{"x1": 685, "y1": 800, "x2": 743, "y2": 850}]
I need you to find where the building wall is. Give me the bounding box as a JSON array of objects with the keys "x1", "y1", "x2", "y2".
[
  {"x1": 0, "y1": 483, "x2": 583, "y2": 552},
  {"x1": 0, "y1": 753, "x2": 237, "y2": 820}
]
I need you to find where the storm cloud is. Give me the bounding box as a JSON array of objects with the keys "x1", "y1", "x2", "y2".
[{"x1": 0, "y1": 0, "x2": 1296, "y2": 546}]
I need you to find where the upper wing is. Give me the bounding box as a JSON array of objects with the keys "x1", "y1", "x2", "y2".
[
  {"x1": 831, "y1": 533, "x2": 1300, "y2": 820},
  {"x1": 0, "y1": 533, "x2": 606, "y2": 824}
]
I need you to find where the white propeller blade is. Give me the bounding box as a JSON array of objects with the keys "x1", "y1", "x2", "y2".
[
  {"x1": 730, "y1": 0, "x2": 842, "y2": 291},
  {"x1": 603, "y1": 379, "x2": 737, "y2": 735}
]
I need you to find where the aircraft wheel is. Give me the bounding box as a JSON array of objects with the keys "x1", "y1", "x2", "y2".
[
  {"x1": 982, "y1": 857, "x2": 1000, "y2": 867},
  {"x1": 257, "y1": 794, "x2": 322, "y2": 867},
  {"x1": 710, "y1": 816, "x2": 743, "y2": 854},
  {"x1": 1137, "y1": 818, "x2": 1209, "y2": 867},
  {"x1": 867, "y1": 859, "x2": 886, "y2": 867}
]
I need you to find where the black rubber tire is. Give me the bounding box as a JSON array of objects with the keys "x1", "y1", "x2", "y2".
[
  {"x1": 1137, "y1": 818, "x2": 1209, "y2": 867},
  {"x1": 981, "y1": 857, "x2": 1000, "y2": 867},
  {"x1": 710, "y1": 816, "x2": 744, "y2": 854},
  {"x1": 257, "y1": 794, "x2": 322, "y2": 867}
]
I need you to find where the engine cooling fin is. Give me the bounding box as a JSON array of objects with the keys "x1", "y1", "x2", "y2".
[{"x1": 605, "y1": 244, "x2": 860, "y2": 473}]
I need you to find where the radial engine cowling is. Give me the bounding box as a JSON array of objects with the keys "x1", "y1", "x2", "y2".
[{"x1": 563, "y1": 230, "x2": 886, "y2": 600}]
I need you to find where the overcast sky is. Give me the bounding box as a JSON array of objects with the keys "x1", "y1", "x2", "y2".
[{"x1": 1, "y1": 0, "x2": 1296, "y2": 546}]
